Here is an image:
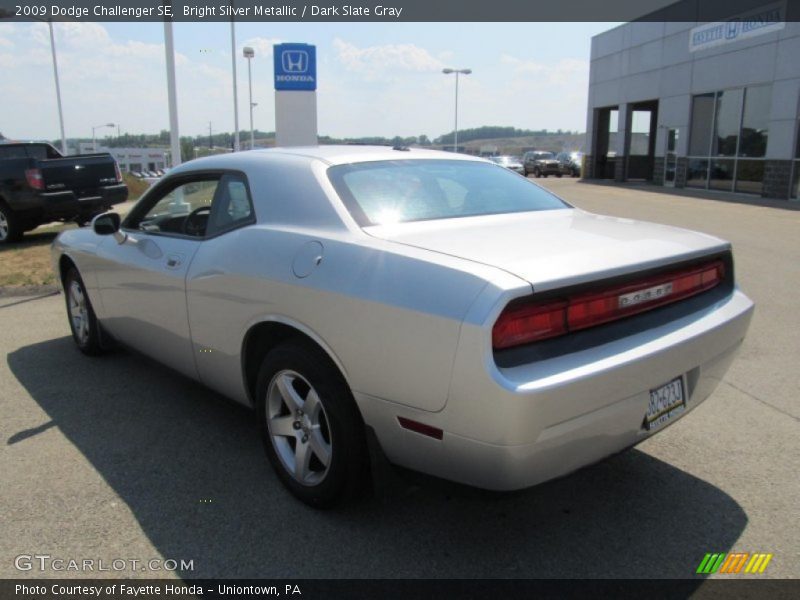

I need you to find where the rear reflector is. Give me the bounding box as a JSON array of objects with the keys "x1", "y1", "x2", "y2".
[
  {"x1": 397, "y1": 417, "x2": 444, "y2": 440},
  {"x1": 25, "y1": 168, "x2": 44, "y2": 190},
  {"x1": 493, "y1": 259, "x2": 725, "y2": 350}
]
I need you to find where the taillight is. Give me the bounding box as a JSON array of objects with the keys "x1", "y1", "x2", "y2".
[
  {"x1": 493, "y1": 260, "x2": 725, "y2": 350},
  {"x1": 492, "y1": 300, "x2": 567, "y2": 349},
  {"x1": 25, "y1": 168, "x2": 44, "y2": 190},
  {"x1": 114, "y1": 162, "x2": 123, "y2": 183}
]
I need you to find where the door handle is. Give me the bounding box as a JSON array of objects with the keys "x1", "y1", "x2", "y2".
[{"x1": 166, "y1": 254, "x2": 183, "y2": 268}]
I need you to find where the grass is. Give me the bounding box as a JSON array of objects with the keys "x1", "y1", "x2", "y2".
[
  {"x1": 0, "y1": 174, "x2": 150, "y2": 293},
  {"x1": 0, "y1": 226, "x2": 71, "y2": 288}
]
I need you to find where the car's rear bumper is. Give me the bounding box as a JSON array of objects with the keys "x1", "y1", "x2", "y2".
[{"x1": 357, "y1": 288, "x2": 753, "y2": 490}]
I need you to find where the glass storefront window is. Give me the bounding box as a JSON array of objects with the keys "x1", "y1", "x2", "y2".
[
  {"x1": 629, "y1": 110, "x2": 652, "y2": 156},
  {"x1": 686, "y1": 159, "x2": 709, "y2": 189},
  {"x1": 709, "y1": 159, "x2": 735, "y2": 191},
  {"x1": 689, "y1": 93, "x2": 715, "y2": 156},
  {"x1": 713, "y1": 89, "x2": 743, "y2": 157},
  {"x1": 735, "y1": 160, "x2": 765, "y2": 195},
  {"x1": 688, "y1": 86, "x2": 772, "y2": 195},
  {"x1": 739, "y1": 86, "x2": 771, "y2": 158}
]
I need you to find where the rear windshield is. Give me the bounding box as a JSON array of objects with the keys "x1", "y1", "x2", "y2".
[{"x1": 328, "y1": 159, "x2": 569, "y2": 226}]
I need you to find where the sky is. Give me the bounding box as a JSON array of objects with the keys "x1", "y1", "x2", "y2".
[{"x1": 0, "y1": 21, "x2": 619, "y2": 142}]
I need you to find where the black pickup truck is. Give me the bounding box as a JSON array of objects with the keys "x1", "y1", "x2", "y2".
[{"x1": 0, "y1": 142, "x2": 127, "y2": 244}]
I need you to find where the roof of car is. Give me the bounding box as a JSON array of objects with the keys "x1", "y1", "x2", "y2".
[
  {"x1": 250, "y1": 145, "x2": 484, "y2": 166},
  {"x1": 167, "y1": 144, "x2": 488, "y2": 176}
]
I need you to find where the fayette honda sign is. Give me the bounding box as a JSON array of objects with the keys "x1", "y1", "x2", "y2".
[
  {"x1": 689, "y1": 1, "x2": 785, "y2": 52},
  {"x1": 274, "y1": 43, "x2": 317, "y2": 91}
]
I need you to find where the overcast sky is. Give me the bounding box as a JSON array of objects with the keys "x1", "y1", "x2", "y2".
[{"x1": 0, "y1": 21, "x2": 618, "y2": 141}]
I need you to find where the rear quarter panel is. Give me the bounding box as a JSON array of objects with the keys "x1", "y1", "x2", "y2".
[{"x1": 186, "y1": 225, "x2": 514, "y2": 412}]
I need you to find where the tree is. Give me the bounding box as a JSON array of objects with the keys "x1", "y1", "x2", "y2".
[
  {"x1": 179, "y1": 138, "x2": 194, "y2": 164},
  {"x1": 418, "y1": 134, "x2": 431, "y2": 146}
]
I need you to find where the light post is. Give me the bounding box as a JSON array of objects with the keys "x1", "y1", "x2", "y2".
[
  {"x1": 230, "y1": 15, "x2": 240, "y2": 152},
  {"x1": 243, "y1": 46, "x2": 255, "y2": 150},
  {"x1": 47, "y1": 21, "x2": 67, "y2": 155},
  {"x1": 442, "y1": 68, "x2": 471, "y2": 153},
  {"x1": 91, "y1": 123, "x2": 114, "y2": 152}
]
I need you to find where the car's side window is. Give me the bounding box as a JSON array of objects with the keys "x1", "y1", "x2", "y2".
[
  {"x1": 136, "y1": 178, "x2": 220, "y2": 237},
  {"x1": 206, "y1": 173, "x2": 255, "y2": 237},
  {"x1": 126, "y1": 171, "x2": 255, "y2": 239}
]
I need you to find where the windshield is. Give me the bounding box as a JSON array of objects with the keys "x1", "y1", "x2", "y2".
[
  {"x1": 535, "y1": 152, "x2": 555, "y2": 159},
  {"x1": 328, "y1": 159, "x2": 569, "y2": 226}
]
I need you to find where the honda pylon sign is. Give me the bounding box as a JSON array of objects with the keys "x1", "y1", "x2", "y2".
[{"x1": 274, "y1": 43, "x2": 317, "y2": 91}]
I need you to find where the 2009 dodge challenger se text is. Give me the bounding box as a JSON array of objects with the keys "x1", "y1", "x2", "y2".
[{"x1": 51, "y1": 146, "x2": 753, "y2": 507}]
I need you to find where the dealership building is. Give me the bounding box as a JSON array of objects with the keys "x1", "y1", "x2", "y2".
[
  {"x1": 75, "y1": 142, "x2": 169, "y2": 173},
  {"x1": 584, "y1": 1, "x2": 800, "y2": 200}
]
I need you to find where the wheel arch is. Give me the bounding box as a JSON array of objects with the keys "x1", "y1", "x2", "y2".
[
  {"x1": 241, "y1": 317, "x2": 352, "y2": 408},
  {"x1": 58, "y1": 253, "x2": 78, "y2": 284}
]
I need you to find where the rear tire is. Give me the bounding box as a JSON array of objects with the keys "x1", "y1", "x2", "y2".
[
  {"x1": 256, "y1": 339, "x2": 368, "y2": 508},
  {"x1": 0, "y1": 200, "x2": 23, "y2": 244},
  {"x1": 63, "y1": 268, "x2": 105, "y2": 355}
]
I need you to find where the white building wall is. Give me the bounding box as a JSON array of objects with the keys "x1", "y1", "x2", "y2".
[{"x1": 588, "y1": 16, "x2": 800, "y2": 160}]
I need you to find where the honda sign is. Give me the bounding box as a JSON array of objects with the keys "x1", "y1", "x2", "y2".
[{"x1": 274, "y1": 43, "x2": 317, "y2": 91}]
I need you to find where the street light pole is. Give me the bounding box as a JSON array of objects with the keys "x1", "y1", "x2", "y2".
[
  {"x1": 47, "y1": 21, "x2": 67, "y2": 155},
  {"x1": 163, "y1": 21, "x2": 181, "y2": 167},
  {"x1": 230, "y1": 14, "x2": 240, "y2": 152},
  {"x1": 243, "y1": 46, "x2": 255, "y2": 150},
  {"x1": 442, "y1": 68, "x2": 471, "y2": 153},
  {"x1": 91, "y1": 123, "x2": 114, "y2": 153}
]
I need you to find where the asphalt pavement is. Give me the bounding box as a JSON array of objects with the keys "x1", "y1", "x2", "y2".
[{"x1": 1, "y1": 179, "x2": 798, "y2": 580}]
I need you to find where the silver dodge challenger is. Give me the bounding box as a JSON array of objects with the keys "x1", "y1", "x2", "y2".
[{"x1": 51, "y1": 146, "x2": 754, "y2": 507}]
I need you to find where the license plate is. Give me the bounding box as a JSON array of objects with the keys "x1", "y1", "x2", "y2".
[{"x1": 644, "y1": 377, "x2": 686, "y2": 431}]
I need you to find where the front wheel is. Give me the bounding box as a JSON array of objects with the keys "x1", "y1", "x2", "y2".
[
  {"x1": 256, "y1": 340, "x2": 368, "y2": 508},
  {"x1": 534, "y1": 168, "x2": 541, "y2": 178},
  {"x1": 0, "y1": 200, "x2": 23, "y2": 244},
  {"x1": 63, "y1": 268, "x2": 105, "y2": 355}
]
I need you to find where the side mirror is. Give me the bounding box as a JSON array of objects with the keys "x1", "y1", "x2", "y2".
[{"x1": 92, "y1": 212, "x2": 121, "y2": 235}]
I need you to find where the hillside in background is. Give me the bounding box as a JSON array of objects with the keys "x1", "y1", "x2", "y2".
[
  {"x1": 459, "y1": 133, "x2": 586, "y2": 155},
  {"x1": 44, "y1": 126, "x2": 586, "y2": 158}
]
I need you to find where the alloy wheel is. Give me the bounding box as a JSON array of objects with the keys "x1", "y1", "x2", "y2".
[
  {"x1": 68, "y1": 280, "x2": 90, "y2": 345},
  {"x1": 266, "y1": 370, "x2": 333, "y2": 486},
  {"x1": 0, "y1": 209, "x2": 8, "y2": 241}
]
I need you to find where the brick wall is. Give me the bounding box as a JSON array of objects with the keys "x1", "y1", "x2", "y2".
[
  {"x1": 676, "y1": 157, "x2": 688, "y2": 188},
  {"x1": 652, "y1": 157, "x2": 665, "y2": 185},
  {"x1": 614, "y1": 155, "x2": 627, "y2": 182},
  {"x1": 763, "y1": 160, "x2": 793, "y2": 199}
]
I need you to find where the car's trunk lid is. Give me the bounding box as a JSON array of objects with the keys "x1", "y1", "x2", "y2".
[{"x1": 364, "y1": 209, "x2": 730, "y2": 291}]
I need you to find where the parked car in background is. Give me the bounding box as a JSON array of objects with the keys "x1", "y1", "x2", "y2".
[
  {"x1": 488, "y1": 155, "x2": 525, "y2": 174},
  {"x1": 556, "y1": 152, "x2": 581, "y2": 177},
  {"x1": 52, "y1": 146, "x2": 753, "y2": 507},
  {"x1": 0, "y1": 142, "x2": 127, "y2": 244},
  {"x1": 522, "y1": 150, "x2": 562, "y2": 178}
]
